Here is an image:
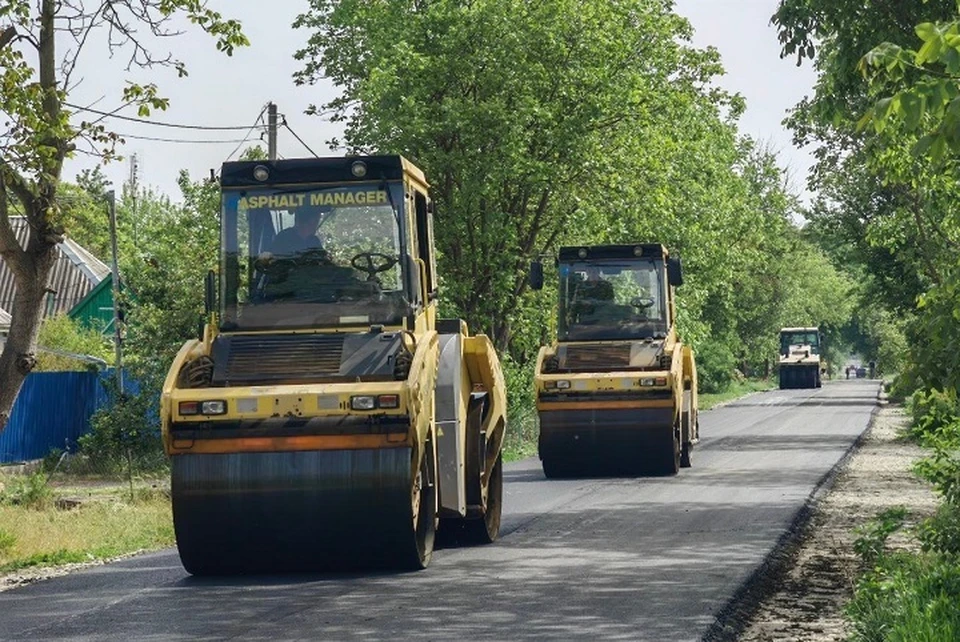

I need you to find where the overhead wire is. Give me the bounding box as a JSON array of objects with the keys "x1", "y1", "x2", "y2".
[
  {"x1": 281, "y1": 116, "x2": 320, "y2": 158},
  {"x1": 64, "y1": 102, "x2": 260, "y2": 131},
  {"x1": 115, "y1": 132, "x2": 258, "y2": 144},
  {"x1": 224, "y1": 105, "x2": 270, "y2": 162}
]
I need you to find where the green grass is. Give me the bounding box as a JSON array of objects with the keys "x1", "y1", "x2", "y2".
[
  {"x1": 698, "y1": 378, "x2": 776, "y2": 410},
  {"x1": 0, "y1": 475, "x2": 174, "y2": 574},
  {"x1": 847, "y1": 551, "x2": 960, "y2": 642}
]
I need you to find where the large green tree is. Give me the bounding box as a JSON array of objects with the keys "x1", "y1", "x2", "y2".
[
  {"x1": 0, "y1": 0, "x2": 246, "y2": 431},
  {"x1": 294, "y1": 0, "x2": 728, "y2": 352}
]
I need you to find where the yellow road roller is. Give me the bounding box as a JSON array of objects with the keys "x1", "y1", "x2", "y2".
[
  {"x1": 161, "y1": 156, "x2": 507, "y2": 574},
  {"x1": 778, "y1": 326, "x2": 823, "y2": 389},
  {"x1": 530, "y1": 244, "x2": 698, "y2": 478}
]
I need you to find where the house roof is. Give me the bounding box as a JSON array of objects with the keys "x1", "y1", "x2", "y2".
[
  {"x1": 0, "y1": 306, "x2": 10, "y2": 332},
  {"x1": 0, "y1": 217, "x2": 110, "y2": 319}
]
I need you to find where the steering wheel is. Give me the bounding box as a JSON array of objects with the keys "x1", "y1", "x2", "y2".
[{"x1": 351, "y1": 252, "x2": 398, "y2": 281}]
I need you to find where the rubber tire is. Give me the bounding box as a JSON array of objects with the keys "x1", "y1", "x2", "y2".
[
  {"x1": 461, "y1": 453, "x2": 503, "y2": 544},
  {"x1": 402, "y1": 450, "x2": 436, "y2": 570}
]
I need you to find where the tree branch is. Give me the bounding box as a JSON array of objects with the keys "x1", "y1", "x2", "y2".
[{"x1": 0, "y1": 26, "x2": 16, "y2": 50}]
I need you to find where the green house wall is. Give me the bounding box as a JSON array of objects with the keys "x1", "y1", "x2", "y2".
[{"x1": 68, "y1": 276, "x2": 115, "y2": 334}]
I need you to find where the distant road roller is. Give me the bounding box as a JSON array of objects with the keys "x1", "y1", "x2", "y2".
[
  {"x1": 530, "y1": 244, "x2": 698, "y2": 478},
  {"x1": 778, "y1": 326, "x2": 823, "y2": 389},
  {"x1": 161, "y1": 156, "x2": 507, "y2": 574}
]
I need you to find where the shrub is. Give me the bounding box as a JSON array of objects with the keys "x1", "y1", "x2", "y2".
[
  {"x1": 853, "y1": 506, "x2": 908, "y2": 566},
  {"x1": 0, "y1": 473, "x2": 53, "y2": 510},
  {"x1": 0, "y1": 528, "x2": 17, "y2": 554},
  {"x1": 696, "y1": 340, "x2": 738, "y2": 394},
  {"x1": 79, "y1": 379, "x2": 165, "y2": 479}
]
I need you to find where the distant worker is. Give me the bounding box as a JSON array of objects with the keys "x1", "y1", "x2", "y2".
[
  {"x1": 269, "y1": 210, "x2": 324, "y2": 257},
  {"x1": 845, "y1": 366, "x2": 852, "y2": 380}
]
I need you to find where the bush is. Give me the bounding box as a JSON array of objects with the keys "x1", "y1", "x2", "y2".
[
  {"x1": 500, "y1": 354, "x2": 538, "y2": 461},
  {"x1": 695, "y1": 340, "x2": 738, "y2": 394},
  {"x1": 79, "y1": 380, "x2": 165, "y2": 478},
  {"x1": 908, "y1": 388, "x2": 959, "y2": 442},
  {"x1": 917, "y1": 498, "x2": 960, "y2": 556},
  {"x1": 853, "y1": 506, "x2": 908, "y2": 566},
  {"x1": 847, "y1": 552, "x2": 960, "y2": 642},
  {"x1": 0, "y1": 528, "x2": 16, "y2": 554},
  {"x1": 0, "y1": 473, "x2": 53, "y2": 509}
]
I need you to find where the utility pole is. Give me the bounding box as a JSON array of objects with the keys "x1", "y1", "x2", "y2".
[
  {"x1": 106, "y1": 190, "x2": 124, "y2": 395},
  {"x1": 267, "y1": 102, "x2": 278, "y2": 160},
  {"x1": 128, "y1": 153, "x2": 139, "y2": 245}
]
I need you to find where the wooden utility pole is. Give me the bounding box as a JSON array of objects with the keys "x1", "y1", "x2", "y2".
[
  {"x1": 106, "y1": 190, "x2": 123, "y2": 394},
  {"x1": 267, "y1": 102, "x2": 278, "y2": 160}
]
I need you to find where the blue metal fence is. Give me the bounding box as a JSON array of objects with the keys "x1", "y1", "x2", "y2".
[{"x1": 0, "y1": 370, "x2": 125, "y2": 464}]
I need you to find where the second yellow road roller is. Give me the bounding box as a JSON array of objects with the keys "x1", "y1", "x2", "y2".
[
  {"x1": 530, "y1": 244, "x2": 698, "y2": 478},
  {"x1": 161, "y1": 155, "x2": 507, "y2": 574}
]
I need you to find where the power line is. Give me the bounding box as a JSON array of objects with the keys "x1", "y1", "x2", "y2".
[
  {"x1": 225, "y1": 106, "x2": 269, "y2": 162},
  {"x1": 115, "y1": 131, "x2": 258, "y2": 144},
  {"x1": 281, "y1": 117, "x2": 320, "y2": 157},
  {"x1": 65, "y1": 102, "x2": 260, "y2": 131}
]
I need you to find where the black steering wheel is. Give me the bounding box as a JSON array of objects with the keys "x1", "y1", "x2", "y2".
[{"x1": 351, "y1": 252, "x2": 398, "y2": 281}]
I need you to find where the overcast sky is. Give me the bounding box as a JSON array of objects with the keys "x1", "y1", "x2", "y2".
[{"x1": 63, "y1": 0, "x2": 818, "y2": 203}]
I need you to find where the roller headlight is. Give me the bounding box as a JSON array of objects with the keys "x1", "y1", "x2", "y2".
[
  {"x1": 351, "y1": 396, "x2": 377, "y2": 410},
  {"x1": 200, "y1": 400, "x2": 227, "y2": 415}
]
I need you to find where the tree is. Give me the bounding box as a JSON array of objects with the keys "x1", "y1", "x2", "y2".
[
  {"x1": 294, "y1": 0, "x2": 729, "y2": 352},
  {"x1": 0, "y1": 1, "x2": 246, "y2": 432}
]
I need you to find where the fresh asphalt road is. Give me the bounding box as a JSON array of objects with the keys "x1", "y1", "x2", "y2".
[{"x1": 0, "y1": 380, "x2": 880, "y2": 642}]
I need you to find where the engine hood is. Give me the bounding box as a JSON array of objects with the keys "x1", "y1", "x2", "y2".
[
  {"x1": 208, "y1": 331, "x2": 405, "y2": 387},
  {"x1": 554, "y1": 340, "x2": 668, "y2": 372}
]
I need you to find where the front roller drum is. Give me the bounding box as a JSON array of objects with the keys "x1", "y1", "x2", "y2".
[
  {"x1": 539, "y1": 407, "x2": 679, "y2": 478},
  {"x1": 171, "y1": 446, "x2": 435, "y2": 575}
]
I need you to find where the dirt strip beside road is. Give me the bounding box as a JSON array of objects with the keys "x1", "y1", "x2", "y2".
[{"x1": 737, "y1": 401, "x2": 938, "y2": 641}]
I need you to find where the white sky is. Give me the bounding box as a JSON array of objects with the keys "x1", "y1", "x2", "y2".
[{"x1": 63, "y1": 0, "x2": 818, "y2": 203}]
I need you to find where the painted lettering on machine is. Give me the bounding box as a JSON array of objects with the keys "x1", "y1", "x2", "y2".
[{"x1": 239, "y1": 190, "x2": 390, "y2": 210}]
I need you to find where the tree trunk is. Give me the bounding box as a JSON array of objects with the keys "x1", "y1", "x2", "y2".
[{"x1": 0, "y1": 218, "x2": 58, "y2": 433}]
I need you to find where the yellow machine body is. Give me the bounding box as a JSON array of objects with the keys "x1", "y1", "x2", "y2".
[
  {"x1": 532, "y1": 244, "x2": 698, "y2": 477},
  {"x1": 161, "y1": 156, "x2": 506, "y2": 574},
  {"x1": 778, "y1": 326, "x2": 822, "y2": 389}
]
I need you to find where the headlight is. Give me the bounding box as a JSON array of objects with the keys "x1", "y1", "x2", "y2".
[
  {"x1": 555, "y1": 380, "x2": 571, "y2": 390},
  {"x1": 641, "y1": 378, "x2": 655, "y2": 387},
  {"x1": 200, "y1": 400, "x2": 227, "y2": 415},
  {"x1": 351, "y1": 396, "x2": 377, "y2": 410}
]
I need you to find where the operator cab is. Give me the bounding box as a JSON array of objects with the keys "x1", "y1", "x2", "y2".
[
  {"x1": 779, "y1": 328, "x2": 821, "y2": 357},
  {"x1": 531, "y1": 244, "x2": 683, "y2": 342},
  {"x1": 218, "y1": 156, "x2": 438, "y2": 333}
]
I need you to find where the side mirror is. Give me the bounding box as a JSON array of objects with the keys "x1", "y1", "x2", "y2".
[
  {"x1": 204, "y1": 270, "x2": 217, "y2": 315},
  {"x1": 530, "y1": 261, "x2": 544, "y2": 291},
  {"x1": 667, "y1": 257, "x2": 684, "y2": 287}
]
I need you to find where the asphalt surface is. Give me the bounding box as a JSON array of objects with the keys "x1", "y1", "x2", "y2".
[{"x1": 0, "y1": 380, "x2": 880, "y2": 641}]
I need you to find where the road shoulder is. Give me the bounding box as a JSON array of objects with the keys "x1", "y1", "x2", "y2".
[{"x1": 708, "y1": 398, "x2": 937, "y2": 641}]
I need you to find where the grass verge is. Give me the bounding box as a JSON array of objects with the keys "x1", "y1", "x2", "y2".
[
  {"x1": 698, "y1": 378, "x2": 776, "y2": 410},
  {"x1": 0, "y1": 477, "x2": 173, "y2": 574}
]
